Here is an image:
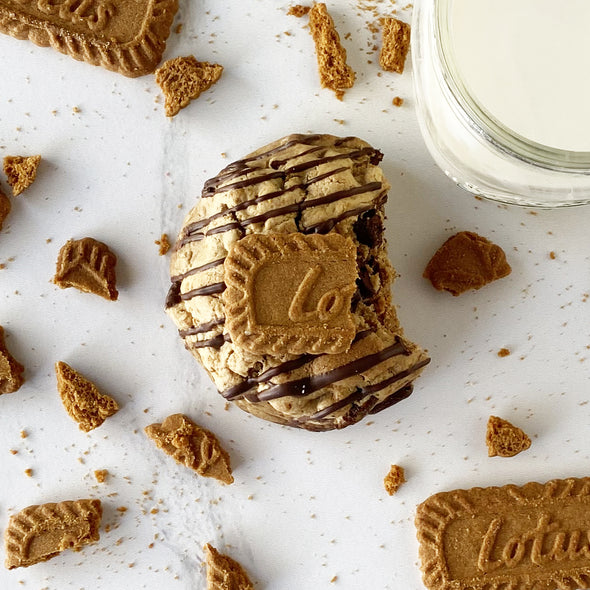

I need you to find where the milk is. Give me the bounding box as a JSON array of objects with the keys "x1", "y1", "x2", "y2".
[{"x1": 449, "y1": 0, "x2": 590, "y2": 152}]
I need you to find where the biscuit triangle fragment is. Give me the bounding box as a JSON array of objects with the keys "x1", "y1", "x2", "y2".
[
  {"x1": 155, "y1": 56, "x2": 223, "y2": 117},
  {"x1": 145, "y1": 413, "x2": 233, "y2": 484},
  {"x1": 4, "y1": 499, "x2": 102, "y2": 569},
  {"x1": 3, "y1": 155, "x2": 41, "y2": 196},
  {"x1": 486, "y1": 415, "x2": 531, "y2": 457},
  {"x1": 0, "y1": 325, "x2": 25, "y2": 395},
  {"x1": 423, "y1": 231, "x2": 511, "y2": 296},
  {"x1": 53, "y1": 237, "x2": 118, "y2": 301},
  {"x1": 204, "y1": 543, "x2": 254, "y2": 590},
  {"x1": 55, "y1": 361, "x2": 119, "y2": 432}
]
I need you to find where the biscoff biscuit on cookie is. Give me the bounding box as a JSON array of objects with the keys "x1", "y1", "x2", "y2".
[
  {"x1": 4, "y1": 499, "x2": 102, "y2": 569},
  {"x1": 308, "y1": 3, "x2": 355, "y2": 98},
  {"x1": 155, "y1": 56, "x2": 223, "y2": 117},
  {"x1": 379, "y1": 17, "x2": 411, "y2": 74},
  {"x1": 3, "y1": 155, "x2": 41, "y2": 196},
  {"x1": 204, "y1": 543, "x2": 254, "y2": 590}
]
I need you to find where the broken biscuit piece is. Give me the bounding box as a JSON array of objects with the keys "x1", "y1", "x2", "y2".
[
  {"x1": 308, "y1": 3, "x2": 356, "y2": 98},
  {"x1": 379, "y1": 17, "x2": 411, "y2": 74},
  {"x1": 4, "y1": 499, "x2": 102, "y2": 569},
  {"x1": 423, "y1": 231, "x2": 511, "y2": 296},
  {"x1": 145, "y1": 413, "x2": 233, "y2": 484},
  {"x1": 384, "y1": 464, "x2": 405, "y2": 495},
  {"x1": 0, "y1": 188, "x2": 11, "y2": 230},
  {"x1": 486, "y1": 415, "x2": 531, "y2": 457},
  {"x1": 0, "y1": 325, "x2": 25, "y2": 395},
  {"x1": 53, "y1": 237, "x2": 118, "y2": 301},
  {"x1": 204, "y1": 543, "x2": 254, "y2": 590},
  {"x1": 55, "y1": 361, "x2": 119, "y2": 432},
  {"x1": 155, "y1": 56, "x2": 223, "y2": 117},
  {"x1": 3, "y1": 155, "x2": 41, "y2": 196}
]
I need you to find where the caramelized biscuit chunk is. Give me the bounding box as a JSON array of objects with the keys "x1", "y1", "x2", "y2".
[
  {"x1": 308, "y1": 3, "x2": 356, "y2": 97},
  {"x1": 384, "y1": 464, "x2": 405, "y2": 495},
  {"x1": 0, "y1": 188, "x2": 10, "y2": 230},
  {"x1": 0, "y1": 326, "x2": 25, "y2": 395},
  {"x1": 3, "y1": 155, "x2": 41, "y2": 196},
  {"x1": 53, "y1": 237, "x2": 118, "y2": 300},
  {"x1": 155, "y1": 56, "x2": 223, "y2": 117},
  {"x1": 416, "y1": 477, "x2": 590, "y2": 590},
  {"x1": 4, "y1": 499, "x2": 102, "y2": 569},
  {"x1": 486, "y1": 415, "x2": 531, "y2": 457},
  {"x1": 379, "y1": 17, "x2": 411, "y2": 74},
  {"x1": 55, "y1": 361, "x2": 119, "y2": 432},
  {"x1": 204, "y1": 543, "x2": 254, "y2": 590},
  {"x1": 224, "y1": 233, "x2": 357, "y2": 356},
  {"x1": 145, "y1": 414, "x2": 233, "y2": 484},
  {"x1": 423, "y1": 231, "x2": 511, "y2": 296}
]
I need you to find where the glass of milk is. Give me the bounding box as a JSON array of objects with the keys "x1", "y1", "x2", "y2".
[{"x1": 412, "y1": 0, "x2": 590, "y2": 207}]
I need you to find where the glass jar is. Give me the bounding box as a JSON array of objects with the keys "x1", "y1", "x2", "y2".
[{"x1": 411, "y1": 0, "x2": 590, "y2": 207}]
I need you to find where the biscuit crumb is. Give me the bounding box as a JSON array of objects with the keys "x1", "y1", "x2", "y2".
[
  {"x1": 55, "y1": 361, "x2": 119, "y2": 432},
  {"x1": 423, "y1": 231, "x2": 511, "y2": 296},
  {"x1": 384, "y1": 464, "x2": 405, "y2": 495},
  {"x1": 20, "y1": 430, "x2": 27, "y2": 439},
  {"x1": 497, "y1": 347, "x2": 511, "y2": 357},
  {"x1": 3, "y1": 155, "x2": 41, "y2": 196},
  {"x1": 155, "y1": 56, "x2": 223, "y2": 117},
  {"x1": 53, "y1": 237, "x2": 118, "y2": 301},
  {"x1": 24, "y1": 468, "x2": 32, "y2": 477},
  {"x1": 0, "y1": 326, "x2": 25, "y2": 395},
  {"x1": 204, "y1": 543, "x2": 254, "y2": 590},
  {"x1": 145, "y1": 413, "x2": 233, "y2": 484},
  {"x1": 155, "y1": 233, "x2": 171, "y2": 255},
  {"x1": 549, "y1": 251, "x2": 556, "y2": 260},
  {"x1": 174, "y1": 23, "x2": 183, "y2": 34},
  {"x1": 94, "y1": 469, "x2": 109, "y2": 483},
  {"x1": 288, "y1": 4, "x2": 310, "y2": 17},
  {"x1": 486, "y1": 415, "x2": 531, "y2": 458},
  {"x1": 392, "y1": 96, "x2": 404, "y2": 107},
  {"x1": 379, "y1": 17, "x2": 410, "y2": 74},
  {"x1": 308, "y1": 3, "x2": 356, "y2": 97}
]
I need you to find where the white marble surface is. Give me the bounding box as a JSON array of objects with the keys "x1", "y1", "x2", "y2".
[{"x1": 1, "y1": 1, "x2": 590, "y2": 589}]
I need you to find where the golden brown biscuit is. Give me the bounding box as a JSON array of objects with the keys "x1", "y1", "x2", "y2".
[
  {"x1": 0, "y1": 0, "x2": 178, "y2": 76},
  {"x1": 55, "y1": 361, "x2": 119, "y2": 431},
  {"x1": 4, "y1": 499, "x2": 102, "y2": 569},
  {"x1": 308, "y1": 3, "x2": 355, "y2": 98},
  {"x1": 3, "y1": 155, "x2": 41, "y2": 196},
  {"x1": 379, "y1": 17, "x2": 411, "y2": 74},
  {"x1": 0, "y1": 325, "x2": 25, "y2": 395},
  {"x1": 155, "y1": 56, "x2": 223, "y2": 117},
  {"x1": 53, "y1": 237, "x2": 118, "y2": 300},
  {"x1": 416, "y1": 477, "x2": 590, "y2": 590},
  {"x1": 423, "y1": 231, "x2": 511, "y2": 295},
  {"x1": 145, "y1": 413, "x2": 233, "y2": 484},
  {"x1": 204, "y1": 543, "x2": 254, "y2": 590},
  {"x1": 486, "y1": 415, "x2": 531, "y2": 457}
]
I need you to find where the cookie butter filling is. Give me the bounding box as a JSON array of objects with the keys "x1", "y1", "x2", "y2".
[{"x1": 166, "y1": 134, "x2": 430, "y2": 431}]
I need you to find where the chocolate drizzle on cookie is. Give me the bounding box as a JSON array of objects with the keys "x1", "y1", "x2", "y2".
[{"x1": 166, "y1": 134, "x2": 430, "y2": 431}]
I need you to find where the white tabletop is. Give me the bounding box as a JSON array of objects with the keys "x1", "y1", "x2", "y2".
[{"x1": 2, "y1": 1, "x2": 590, "y2": 588}]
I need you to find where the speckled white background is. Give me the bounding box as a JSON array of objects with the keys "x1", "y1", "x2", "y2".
[{"x1": 1, "y1": 0, "x2": 590, "y2": 588}]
